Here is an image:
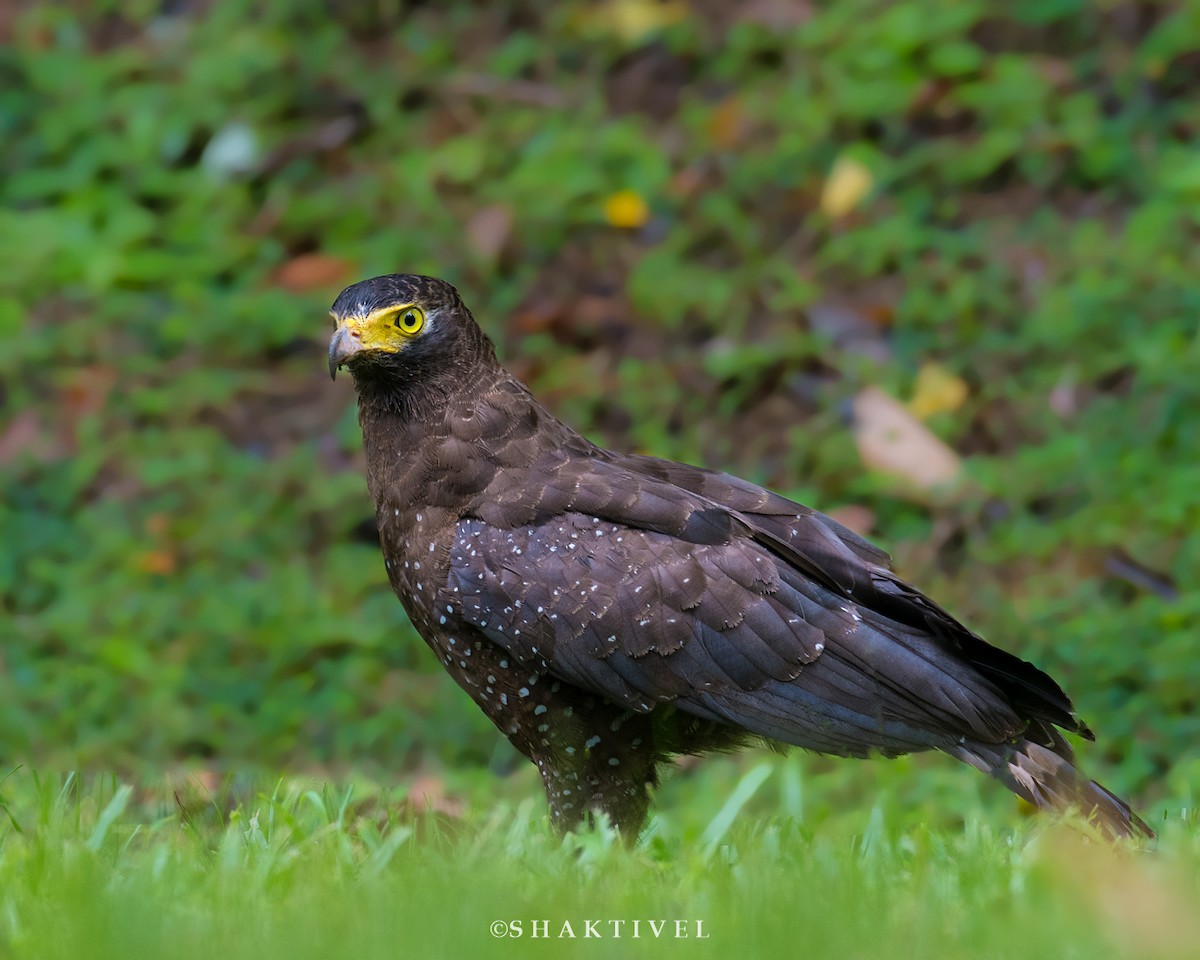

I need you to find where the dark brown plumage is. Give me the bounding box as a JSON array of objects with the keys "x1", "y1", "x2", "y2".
[{"x1": 328, "y1": 273, "x2": 1152, "y2": 840}]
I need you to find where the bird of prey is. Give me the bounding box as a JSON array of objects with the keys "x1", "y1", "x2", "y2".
[{"x1": 327, "y1": 273, "x2": 1151, "y2": 840}]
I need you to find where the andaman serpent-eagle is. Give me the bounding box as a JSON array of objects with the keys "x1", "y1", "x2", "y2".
[{"x1": 327, "y1": 273, "x2": 1151, "y2": 839}]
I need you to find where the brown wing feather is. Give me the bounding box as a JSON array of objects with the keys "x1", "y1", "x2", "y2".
[
  {"x1": 616, "y1": 453, "x2": 1085, "y2": 737},
  {"x1": 441, "y1": 501, "x2": 1036, "y2": 757}
]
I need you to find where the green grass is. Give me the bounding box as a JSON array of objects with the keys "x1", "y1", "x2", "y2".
[{"x1": 1, "y1": 764, "x2": 1193, "y2": 960}]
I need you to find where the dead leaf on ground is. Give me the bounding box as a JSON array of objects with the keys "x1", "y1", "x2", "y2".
[
  {"x1": 576, "y1": 0, "x2": 690, "y2": 42},
  {"x1": 860, "y1": 301, "x2": 895, "y2": 329},
  {"x1": 826, "y1": 504, "x2": 877, "y2": 538},
  {"x1": 272, "y1": 254, "x2": 355, "y2": 294},
  {"x1": 820, "y1": 155, "x2": 874, "y2": 219},
  {"x1": 707, "y1": 96, "x2": 748, "y2": 149},
  {"x1": 853, "y1": 386, "x2": 963, "y2": 499},
  {"x1": 907, "y1": 362, "x2": 968, "y2": 419},
  {"x1": 136, "y1": 549, "x2": 176, "y2": 575}
]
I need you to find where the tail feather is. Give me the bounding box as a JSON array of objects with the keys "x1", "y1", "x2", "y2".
[{"x1": 950, "y1": 733, "x2": 1154, "y2": 840}]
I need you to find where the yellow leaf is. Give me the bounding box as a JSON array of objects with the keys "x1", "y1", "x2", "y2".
[
  {"x1": 585, "y1": 0, "x2": 689, "y2": 41},
  {"x1": 820, "y1": 155, "x2": 873, "y2": 218},
  {"x1": 604, "y1": 190, "x2": 650, "y2": 229},
  {"x1": 907, "y1": 362, "x2": 969, "y2": 419}
]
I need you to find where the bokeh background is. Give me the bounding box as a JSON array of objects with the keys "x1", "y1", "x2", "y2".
[{"x1": 2, "y1": 0, "x2": 1197, "y2": 825}]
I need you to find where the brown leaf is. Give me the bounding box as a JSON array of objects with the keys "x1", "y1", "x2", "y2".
[
  {"x1": 466, "y1": 204, "x2": 514, "y2": 261},
  {"x1": 853, "y1": 386, "x2": 963, "y2": 498},
  {"x1": 136, "y1": 550, "x2": 176, "y2": 575},
  {"x1": 860, "y1": 302, "x2": 895, "y2": 329},
  {"x1": 511, "y1": 297, "x2": 565, "y2": 336},
  {"x1": 273, "y1": 254, "x2": 355, "y2": 294},
  {"x1": 707, "y1": 96, "x2": 748, "y2": 149},
  {"x1": 62, "y1": 366, "x2": 116, "y2": 422},
  {"x1": 825, "y1": 505, "x2": 876, "y2": 538}
]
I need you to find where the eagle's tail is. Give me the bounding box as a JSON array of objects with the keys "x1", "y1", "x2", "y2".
[{"x1": 949, "y1": 732, "x2": 1154, "y2": 840}]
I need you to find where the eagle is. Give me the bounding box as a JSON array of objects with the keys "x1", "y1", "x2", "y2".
[{"x1": 327, "y1": 273, "x2": 1151, "y2": 839}]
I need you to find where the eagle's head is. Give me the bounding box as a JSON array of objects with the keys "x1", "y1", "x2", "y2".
[{"x1": 327, "y1": 274, "x2": 477, "y2": 382}]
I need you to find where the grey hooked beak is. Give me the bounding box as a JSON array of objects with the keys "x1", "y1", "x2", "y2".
[{"x1": 328, "y1": 325, "x2": 360, "y2": 380}]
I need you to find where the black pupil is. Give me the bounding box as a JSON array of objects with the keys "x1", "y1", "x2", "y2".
[{"x1": 401, "y1": 311, "x2": 416, "y2": 328}]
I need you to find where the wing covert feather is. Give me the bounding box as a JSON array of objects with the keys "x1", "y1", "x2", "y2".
[{"x1": 440, "y1": 511, "x2": 1027, "y2": 752}]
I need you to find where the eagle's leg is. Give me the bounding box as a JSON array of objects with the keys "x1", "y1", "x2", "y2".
[
  {"x1": 431, "y1": 631, "x2": 658, "y2": 837},
  {"x1": 530, "y1": 699, "x2": 660, "y2": 838},
  {"x1": 475, "y1": 667, "x2": 658, "y2": 835}
]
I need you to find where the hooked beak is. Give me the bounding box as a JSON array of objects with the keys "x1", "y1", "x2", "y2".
[{"x1": 328, "y1": 324, "x2": 360, "y2": 380}]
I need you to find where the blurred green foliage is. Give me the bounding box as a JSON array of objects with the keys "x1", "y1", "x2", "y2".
[{"x1": 1, "y1": 0, "x2": 1197, "y2": 814}]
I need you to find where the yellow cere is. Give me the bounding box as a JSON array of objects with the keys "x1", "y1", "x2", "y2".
[{"x1": 336, "y1": 303, "x2": 426, "y2": 354}]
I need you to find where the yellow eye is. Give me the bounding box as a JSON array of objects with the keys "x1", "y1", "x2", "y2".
[{"x1": 395, "y1": 306, "x2": 425, "y2": 334}]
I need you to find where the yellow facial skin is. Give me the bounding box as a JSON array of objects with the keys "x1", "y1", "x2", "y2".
[{"x1": 329, "y1": 303, "x2": 426, "y2": 378}]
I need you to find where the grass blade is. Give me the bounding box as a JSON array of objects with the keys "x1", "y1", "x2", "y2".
[
  {"x1": 86, "y1": 784, "x2": 133, "y2": 852},
  {"x1": 701, "y1": 762, "x2": 773, "y2": 859}
]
